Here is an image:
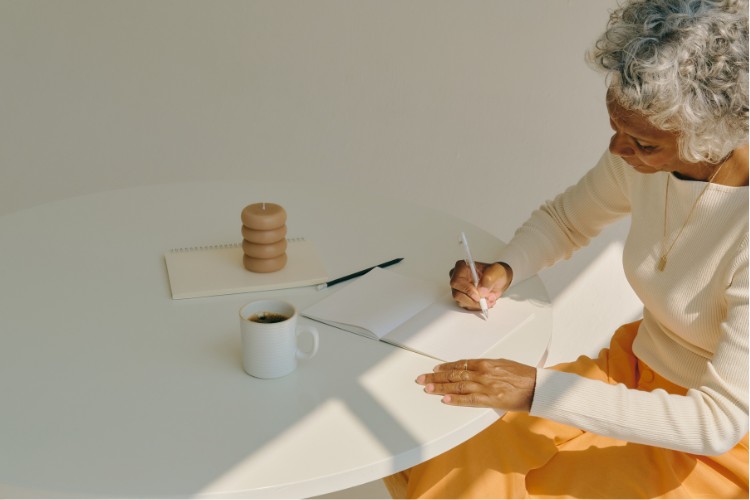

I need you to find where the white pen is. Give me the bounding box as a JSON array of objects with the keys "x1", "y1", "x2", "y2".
[{"x1": 459, "y1": 232, "x2": 489, "y2": 320}]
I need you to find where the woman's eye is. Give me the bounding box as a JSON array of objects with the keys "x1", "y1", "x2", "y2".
[{"x1": 635, "y1": 141, "x2": 657, "y2": 152}]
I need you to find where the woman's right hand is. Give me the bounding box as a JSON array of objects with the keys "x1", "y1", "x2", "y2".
[{"x1": 449, "y1": 261, "x2": 513, "y2": 311}]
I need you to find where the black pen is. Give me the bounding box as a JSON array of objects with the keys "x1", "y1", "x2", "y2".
[{"x1": 316, "y1": 258, "x2": 404, "y2": 290}]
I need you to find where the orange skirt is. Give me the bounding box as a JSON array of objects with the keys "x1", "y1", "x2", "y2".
[{"x1": 385, "y1": 321, "x2": 749, "y2": 498}]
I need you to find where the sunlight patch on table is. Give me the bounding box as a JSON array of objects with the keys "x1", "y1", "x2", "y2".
[{"x1": 196, "y1": 399, "x2": 391, "y2": 497}]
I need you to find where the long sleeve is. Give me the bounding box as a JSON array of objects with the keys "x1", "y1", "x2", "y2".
[
  {"x1": 496, "y1": 152, "x2": 632, "y2": 284},
  {"x1": 531, "y1": 250, "x2": 748, "y2": 454},
  {"x1": 516, "y1": 150, "x2": 749, "y2": 455}
]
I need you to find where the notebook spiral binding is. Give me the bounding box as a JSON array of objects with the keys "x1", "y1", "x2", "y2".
[{"x1": 169, "y1": 237, "x2": 306, "y2": 253}]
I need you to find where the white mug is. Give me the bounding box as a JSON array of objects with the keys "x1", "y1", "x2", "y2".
[{"x1": 239, "y1": 299, "x2": 319, "y2": 379}]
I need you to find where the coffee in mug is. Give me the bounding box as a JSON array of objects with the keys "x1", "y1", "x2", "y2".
[
  {"x1": 239, "y1": 299, "x2": 319, "y2": 379},
  {"x1": 249, "y1": 312, "x2": 289, "y2": 324}
]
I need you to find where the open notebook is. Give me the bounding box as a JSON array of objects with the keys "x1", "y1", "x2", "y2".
[
  {"x1": 164, "y1": 238, "x2": 328, "y2": 299},
  {"x1": 301, "y1": 267, "x2": 537, "y2": 361}
]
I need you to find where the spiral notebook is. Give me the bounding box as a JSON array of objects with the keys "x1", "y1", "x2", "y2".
[{"x1": 164, "y1": 238, "x2": 328, "y2": 299}]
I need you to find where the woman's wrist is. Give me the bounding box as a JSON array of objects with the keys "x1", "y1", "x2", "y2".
[{"x1": 494, "y1": 261, "x2": 514, "y2": 291}]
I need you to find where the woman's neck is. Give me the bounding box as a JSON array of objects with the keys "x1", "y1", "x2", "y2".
[
  {"x1": 716, "y1": 145, "x2": 749, "y2": 187},
  {"x1": 673, "y1": 145, "x2": 749, "y2": 186}
]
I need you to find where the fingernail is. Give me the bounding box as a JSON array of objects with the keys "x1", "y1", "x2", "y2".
[
  {"x1": 425, "y1": 384, "x2": 434, "y2": 393},
  {"x1": 442, "y1": 395, "x2": 451, "y2": 404},
  {"x1": 415, "y1": 374, "x2": 426, "y2": 384}
]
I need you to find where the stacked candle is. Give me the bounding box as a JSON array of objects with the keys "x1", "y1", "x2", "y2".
[{"x1": 240, "y1": 203, "x2": 288, "y2": 273}]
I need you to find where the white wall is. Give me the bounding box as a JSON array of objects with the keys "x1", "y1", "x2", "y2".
[{"x1": 0, "y1": 0, "x2": 641, "y2": 364}]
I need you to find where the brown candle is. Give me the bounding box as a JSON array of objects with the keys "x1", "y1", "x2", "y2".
[
  {"x1": 242, "y1": 238, "x2": 287, "y2": 259},
  {"x1": 243, "y1": 254, "x2": 288, "y2": 273},
  {"x1": 241, "y1": 203, "x2": 286, "y2": 230},
  {"x1": 240, "y1": 203, "x2": 288, "y2": 273},
  {"x1": 242, "y1": 225, "x2": 287, "y2": 244}
]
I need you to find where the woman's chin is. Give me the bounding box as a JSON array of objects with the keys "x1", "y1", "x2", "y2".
[{"x1": 629, "y1": 163, "x2": 658, "y2": 174}]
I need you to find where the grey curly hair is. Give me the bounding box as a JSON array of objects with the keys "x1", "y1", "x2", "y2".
[{"x1": 588, "y1": 0, "x2": 748, "y2": 163}]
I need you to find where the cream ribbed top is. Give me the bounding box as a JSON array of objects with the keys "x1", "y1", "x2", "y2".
[{"x1": 498, "y1": 150, "x2": 748, "y2": 455}]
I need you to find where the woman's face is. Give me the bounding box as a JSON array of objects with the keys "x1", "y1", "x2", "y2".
[{"x1": 606, "y1": 94, "x2": 709, "y2": 179}]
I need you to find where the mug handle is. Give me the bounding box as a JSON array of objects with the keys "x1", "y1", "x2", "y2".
[{"x1": 296, "y1": 325, "x2": 319, "y2": 359}]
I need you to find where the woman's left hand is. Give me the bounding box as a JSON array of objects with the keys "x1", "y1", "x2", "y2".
[{"x1": 416, "y1": 358, "x2": 537, "y2": 412}]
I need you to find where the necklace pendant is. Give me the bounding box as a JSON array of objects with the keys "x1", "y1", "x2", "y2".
[{"x1": 657, "y1": 255, "x2": 667, "y2": 272}]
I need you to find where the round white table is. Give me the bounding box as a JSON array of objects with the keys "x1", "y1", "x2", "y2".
[{"x1": 0, "y1": 181, "x2": 551, "y2": 498}]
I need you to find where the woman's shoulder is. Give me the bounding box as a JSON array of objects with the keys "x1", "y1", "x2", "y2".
[
  {"x1": 594, "y1": 149, "x2": 639, "y2": 183},
  {"x1": 586, "y1": 149, "x2": 646, "y2": 198}
]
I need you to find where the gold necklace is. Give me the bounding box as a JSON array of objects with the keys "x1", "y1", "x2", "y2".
[{"x1": 657, "y1": 159, "x2": 729, "y2": 272}]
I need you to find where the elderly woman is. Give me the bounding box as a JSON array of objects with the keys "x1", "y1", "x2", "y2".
[{"x1": 385, "y1": 0, "x2": 748, "y2": 498}]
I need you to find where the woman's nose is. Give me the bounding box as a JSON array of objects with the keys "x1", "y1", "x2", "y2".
[{"x1": 609, "y1": 133, "x2": 635, "y2": 157}]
